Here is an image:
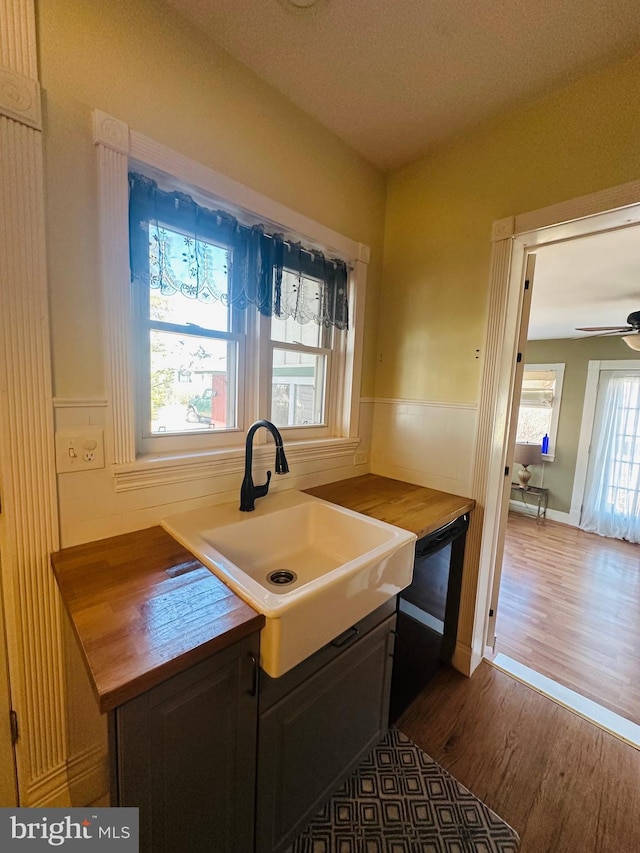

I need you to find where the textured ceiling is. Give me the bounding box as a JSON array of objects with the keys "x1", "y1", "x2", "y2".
[
  {"x1": 168, "y1": 0, "x2": 640, "y2": 169},
  {"x1": 165, "y1": 1, "x2": 640, "y2": 335}
]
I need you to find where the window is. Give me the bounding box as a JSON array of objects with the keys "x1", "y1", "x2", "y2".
[
  {"x1": 129, "y1": 171, "x2": 350, "y2": 455},
  {"x1": 515, "y1": 363, "x2": 565, "y2": 459},
  {"x1": 94, "y1": 113, "x2": 366, "y2": 488}
]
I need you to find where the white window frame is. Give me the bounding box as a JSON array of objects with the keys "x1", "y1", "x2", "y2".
[
  {"x1": 517, "y1": 362, "x2": 565, "y2": 461},
  {"x1": 93, "y1": 110, "x2": 367, "y2": 490}
]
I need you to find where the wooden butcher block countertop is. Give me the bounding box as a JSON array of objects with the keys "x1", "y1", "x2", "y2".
[
  {"x1": 51, "y1": 526, "x2": 265, "y2": 713},
  {"x1": 52, "y1": 475, "x2": 473, "y2": 714},
  {"x1": 305, "y1": 474, "x2": 474, "y2": 540}
]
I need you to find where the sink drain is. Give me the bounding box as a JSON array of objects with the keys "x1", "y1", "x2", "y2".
[{"x1": 267, "y1": 570, "x2": 297, "y2": 586}]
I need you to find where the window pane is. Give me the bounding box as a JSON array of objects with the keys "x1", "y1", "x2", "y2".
[
  {"x1": 271, "y1": 383, "x2": 290, "y2": 426},
  {"x1": 271, "y1": 312, "x2": 324, "y2": 347},
  {"x1": 520, "y1": 370, "x2": 556, "y2": 408},
  {"x1": 271, "y1": 348, "x2": 326, "y2": 426},
  {"x1": 148, "y1": 330, "x2": 237, "y2": 434},
  {"x1": 516, "y1": 406, "x2": 552, "y2": 444},
  {"x1": 271, "y1": 272, "x2": 325, "y2": 346},
  {"x1": 149, "y1": 225, "x2": 231, "y2": 332}
]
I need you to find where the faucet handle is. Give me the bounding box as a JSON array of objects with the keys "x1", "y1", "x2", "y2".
[{"x1": 253, "y1": 470, "x2": 272, "y2": 499}]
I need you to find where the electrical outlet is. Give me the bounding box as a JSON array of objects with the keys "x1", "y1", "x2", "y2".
[
  {"x1": 55, "y1": 429, "x2": 105, "y2": 473},
  {"x1": 354, "y1": 451, "x2": 368, "y2": 466}
]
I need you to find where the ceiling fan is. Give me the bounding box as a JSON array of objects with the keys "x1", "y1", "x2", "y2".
[{"x1": 575, "y1": 310, "x2": 640, "y2": 350}]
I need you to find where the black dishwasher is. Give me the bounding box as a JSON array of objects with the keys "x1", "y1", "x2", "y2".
[{"x1": 389, "y1": 512, "x2": 469, "y2": 721}]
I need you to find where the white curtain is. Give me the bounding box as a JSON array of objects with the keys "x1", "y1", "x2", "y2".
[{"x1": 581, "y1": 373, "x2": 640, "y2": 543}]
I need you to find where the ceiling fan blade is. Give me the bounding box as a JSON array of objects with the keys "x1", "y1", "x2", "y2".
[
  {"x1": 573, "y1": 329, "x2": 635, "y2": 339},
  {"x1": 574, "y1": 325, "x2": 632, "y2": 332}
]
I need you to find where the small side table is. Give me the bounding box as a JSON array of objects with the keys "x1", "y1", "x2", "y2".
[{"x1": 510, "y1": 483, "x2": 548, "y2": 523}]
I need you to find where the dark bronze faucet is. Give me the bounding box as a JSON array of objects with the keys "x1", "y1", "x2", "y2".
[{"x1": 240, "y1": 420, "x2": 289, "y2": 511}]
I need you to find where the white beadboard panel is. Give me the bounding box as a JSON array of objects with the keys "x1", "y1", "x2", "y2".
[
  {"x1": 59, "y1": 457, "x2": 363, "y2": 546},
  {"x1": 357, "y1": 398, "x2": 374, "y2": 460},
  {"x1": 56, "y1": 398, "x2": 375, "y2": 547},
  {"x1": 370, "y1": 399, "x2": 477, "y2": 496}
]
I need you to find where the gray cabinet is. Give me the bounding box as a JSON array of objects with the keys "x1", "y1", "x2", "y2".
[
  {"x1": 109, "y1": 601, "x2": 396, "y2": 853},
  {"x1": 256, "y1": 601, "x2": 396, "y2": 853},
  {"x1": 109, "y1": 633, "x2": 259, "y2": 853}
]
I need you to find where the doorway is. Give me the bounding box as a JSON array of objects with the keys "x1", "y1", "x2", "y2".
[
  {"x1": 469, "y1": 179, "x2": 640, "y2": 733},
  {"x1": 497, "y1": 231, "x2": 640, "y2": 727}
]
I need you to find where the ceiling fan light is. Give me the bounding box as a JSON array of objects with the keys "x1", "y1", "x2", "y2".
[{"x1": 622, "y1": 334, "x2": 640, "y2": 351}]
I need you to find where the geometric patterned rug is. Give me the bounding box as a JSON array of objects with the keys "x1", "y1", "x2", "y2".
[{"x1": 287, "y1": 728, "x2": 520, "y2": 852}]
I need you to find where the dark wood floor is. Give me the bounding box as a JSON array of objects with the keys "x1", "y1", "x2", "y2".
[
  {"x1": 494, "y1": 512, "x2": 640, "y2": 725},
  {"x1": 398, "y1": 662, "x2": 640, "y2": 853}
]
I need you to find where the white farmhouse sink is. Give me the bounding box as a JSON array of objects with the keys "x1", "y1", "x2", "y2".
[{"x1": 162, "y1": 490, "x2": 416, "y2": 677}]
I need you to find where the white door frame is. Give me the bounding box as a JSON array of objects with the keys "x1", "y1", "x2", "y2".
[{"x1": 461, "y1": 178, "x2": 640, "y2": 668}]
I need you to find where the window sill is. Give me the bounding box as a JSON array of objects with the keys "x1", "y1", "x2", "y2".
[{"x1": 112, "y1": 436, "x2": 361, "y2": 492}]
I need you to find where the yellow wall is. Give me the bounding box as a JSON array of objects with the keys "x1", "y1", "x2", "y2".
[
  {"x1": 379, "y1": 54, "x2": 640, "y2": 404},
  {"x1": 38, "y1": 0, "x2": 386, "y2": 400}
]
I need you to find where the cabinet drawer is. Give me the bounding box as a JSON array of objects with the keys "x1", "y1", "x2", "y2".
[{"x1": 259, "y1": 597, "x2": 396, "y2": 713}]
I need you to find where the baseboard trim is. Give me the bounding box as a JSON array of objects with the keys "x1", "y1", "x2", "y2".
[
  {"x1": 509, "y1": 499, "x2": 578, "y2": 527},
  {"x1": 452, "y1": 641, "x2": 480, "y2": 676},
  {"x1": 24, "y1": 743, "x2": 109, "y2": 807},
  {"x1": 546, "y1": 507, "x2": 580, "y2": 526},
  {"x1": 67, "y1": 743, "x2": 109, "y2": 807},
  {"x1": 25, "y1": 761, "x2": 71, "y2": 807}
]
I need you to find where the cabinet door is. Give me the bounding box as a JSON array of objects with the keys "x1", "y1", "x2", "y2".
[
  {"x1": 256, "y1": 615, "x2": 395, "y2": 853},
  {"x1": 112, "y1": 634, "x2": 259, "y2": 853}
]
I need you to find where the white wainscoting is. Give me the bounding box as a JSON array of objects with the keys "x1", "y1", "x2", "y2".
[
  {"x1": 370, "y1": 398, "x2": 477, "y2": 496},
  {"x1": 53, "y1": 398, "x2": 375, "y2": 546}
]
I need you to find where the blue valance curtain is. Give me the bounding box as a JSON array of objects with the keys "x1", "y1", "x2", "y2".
[{"x1": 128, "y1": 172, "x2": 349, "y2": 330}]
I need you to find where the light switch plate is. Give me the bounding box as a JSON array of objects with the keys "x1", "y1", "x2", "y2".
[{"x1": 55, "y1": 428, "x2": 105, "y2": 473}]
